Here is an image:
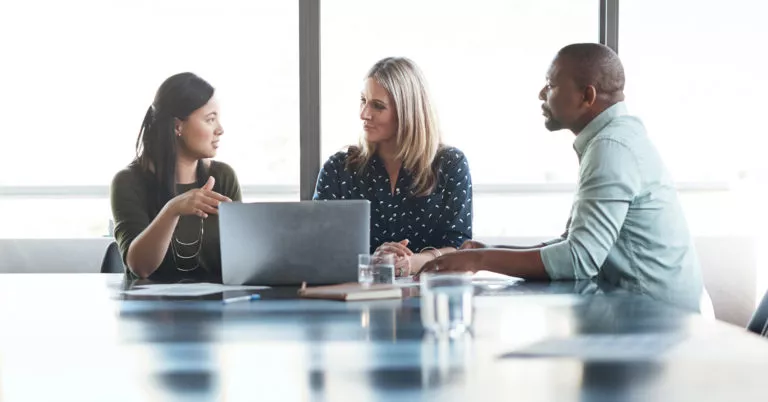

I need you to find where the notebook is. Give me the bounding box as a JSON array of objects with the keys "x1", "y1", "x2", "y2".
[{"x1": 297, "y1": 282, "x2": 402, "y2": 301}]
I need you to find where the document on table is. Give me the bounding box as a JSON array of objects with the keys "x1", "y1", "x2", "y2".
[
  {"x1": 393, "y1": 271, "x2": 523, "y2": 288},
  {"x1": 121, "y1": 283, "x2": 270, "y2": 297},
  {"x1": 394, "y1": 277, "x2": 420, "y2": 287},
  {"x1": 471, "y1": 270, "x2": 523, "y2": 286}
]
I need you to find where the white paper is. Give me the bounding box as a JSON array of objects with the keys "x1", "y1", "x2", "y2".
[
  {"x1": 393, "y1": 271, "x2": 522, "y2": 288},
  {"x1": 121, "y1": 283, "x2": 270, "y2": 297},
  {"x1": 394, "y1": 277, "x2": 420, "y2": 287},
  {"x1": 471, "y1": 270, "x2": 523, "y2": 286}
]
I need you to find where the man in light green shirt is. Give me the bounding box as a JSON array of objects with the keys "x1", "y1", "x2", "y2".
[{"x1": 417, "y1": 43, "x2": 704, "y2": 312}]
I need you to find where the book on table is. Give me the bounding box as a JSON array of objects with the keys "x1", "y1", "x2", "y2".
[{"x1": 297, "y1": 282, "x2": 402, "y2": 301}]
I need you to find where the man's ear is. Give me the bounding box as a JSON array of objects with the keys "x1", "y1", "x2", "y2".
[{"x1": 582, "y1": 85, "x2": 598, "y2": 107}]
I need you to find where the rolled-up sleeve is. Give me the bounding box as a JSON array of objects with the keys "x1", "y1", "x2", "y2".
[{"x1": 541, "y1": 139, "x2": 641, "y2": 279}]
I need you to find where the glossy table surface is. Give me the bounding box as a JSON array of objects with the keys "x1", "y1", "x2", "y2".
[{"x1": 0, "y1": 274, "x2": 765, "y2": 401}]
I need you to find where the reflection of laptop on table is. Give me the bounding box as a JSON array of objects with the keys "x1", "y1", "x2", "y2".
[{"x1": 219, "y1": 201, "x2": 370, "y2": 286}]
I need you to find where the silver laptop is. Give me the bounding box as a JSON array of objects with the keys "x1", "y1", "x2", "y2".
[{"x1": 219, "y1": 200, "x2": 370, "y2": 286}]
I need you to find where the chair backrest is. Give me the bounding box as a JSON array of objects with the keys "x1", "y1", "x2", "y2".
[
  {"x1": 747, "y1": 290, "x2": 768, "y2": 336},
  {"x1": 100, "y1": 241, "x2": 126, "y2": 274}
]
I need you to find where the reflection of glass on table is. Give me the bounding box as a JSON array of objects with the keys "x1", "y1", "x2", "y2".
[
  {"x1": 420, "y1": 331, "x2": 473, "y2": 389},
  {"x1": 420, "y1": 272, "x2": 474, "y2": 337}
]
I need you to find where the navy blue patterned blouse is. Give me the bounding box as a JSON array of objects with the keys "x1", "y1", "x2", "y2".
[{"x1": 313, "y1": 147, "x2": 473, "y2": 253}]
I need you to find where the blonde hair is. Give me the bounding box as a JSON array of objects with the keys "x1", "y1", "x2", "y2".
[{"x1": 347, "y1": 57, "x2": 443, "y2": 197}]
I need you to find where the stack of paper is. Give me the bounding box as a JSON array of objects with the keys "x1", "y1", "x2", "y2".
[{"x1": 121, "y1": 283, "x2": 269, "y2": 297}]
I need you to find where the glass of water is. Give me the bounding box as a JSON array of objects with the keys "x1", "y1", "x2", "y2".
[
  {"x1": 358, "y1": 254, "x2": 395, "y2": 285},
  {"x1": 358, "y1": 254, "x2": 374, "y2": 285},
  {"x1": 420, "y1": 272, "x2": 474, "y2": 337}
]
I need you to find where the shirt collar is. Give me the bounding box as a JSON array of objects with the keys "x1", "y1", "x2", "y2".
[{"x1": 573, "y1": 102, "x2": 628, "y2": 157}]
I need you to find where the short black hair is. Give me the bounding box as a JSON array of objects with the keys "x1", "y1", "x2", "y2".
[{"x1": 557, "y1": 43, "x2": 625, "y2": 94}]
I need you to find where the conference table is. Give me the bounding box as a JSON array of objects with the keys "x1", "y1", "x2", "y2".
[{"x1": 0, "y1": 273, "x2": 765, "y2": 401}]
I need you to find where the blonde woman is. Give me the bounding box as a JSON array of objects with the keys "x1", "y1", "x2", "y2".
[{"x1": 314, "y1": 57, "x2": 472, "y2": 277}]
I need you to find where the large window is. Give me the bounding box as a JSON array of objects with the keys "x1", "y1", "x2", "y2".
[
  {"x1": 321, "y1": 0, "x2": 597, "y2": 237},
  {"x1": 3, "y1": 0, "x2": 763, "y2": 240},
  {"x1": 620, "y1": 0, "x2": 768, "y2": 236},
  {"x1": 620, "y1": 0, "x2": 768, "y2": 184},
  {"x1": 0, "y1": 0, "x2": 299, "y2": 237}
]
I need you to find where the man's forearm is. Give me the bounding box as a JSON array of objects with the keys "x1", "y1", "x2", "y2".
[
  {"x1": 479, "y1": 249, "x2": 550, "y2": 280},
  {"x1": 493, "y1": 237, "x2": 565, "y2": 250}
]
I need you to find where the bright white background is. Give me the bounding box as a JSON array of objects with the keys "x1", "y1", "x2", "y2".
[
  {"x1": 1, "y1": 0, "x2": 299, "y2": 237},
  {"x1": 321, "y1": 0, "x2": 595, "y2": 184},
  {"x1": 0, "y1": 0, "x2": 766, "y2": 239}
]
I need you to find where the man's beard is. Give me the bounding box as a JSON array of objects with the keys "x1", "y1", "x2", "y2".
[{"x1": 544, "y1": 116, "x2": 564, "y2": 131}]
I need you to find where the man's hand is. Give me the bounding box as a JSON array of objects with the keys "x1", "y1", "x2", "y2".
[
  {"x1": 460, "y1": 240, "x2": 488, "y2": 250},
  {"x1": 414, "y1": 250, "x2": 484, "y2": 280}
]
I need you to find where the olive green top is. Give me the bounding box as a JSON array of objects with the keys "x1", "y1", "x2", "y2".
[{"x1": 110, "y1": 160, "x2": 242, "y2": 283}]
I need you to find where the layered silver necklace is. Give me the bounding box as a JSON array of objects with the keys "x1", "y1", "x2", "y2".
[{"x1": 170, "y1": 217, "x2": 204, "y2": 272}]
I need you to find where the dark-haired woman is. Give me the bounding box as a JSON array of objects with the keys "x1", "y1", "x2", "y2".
[{"x1": 110, "y1": 72, "x2": 241, "y2": 282}]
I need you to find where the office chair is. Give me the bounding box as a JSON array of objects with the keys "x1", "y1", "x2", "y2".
[
  {"x1": 100, "y1": 241, "x2": 126, "y2": 274},
  {"x1": 747, "y1": 289, "x2": 768, "y2": 336}
]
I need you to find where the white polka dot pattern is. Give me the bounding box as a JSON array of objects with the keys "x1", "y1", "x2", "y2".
[{"x1": 313, "y1": 147, "x2": 473, "y2": 253}]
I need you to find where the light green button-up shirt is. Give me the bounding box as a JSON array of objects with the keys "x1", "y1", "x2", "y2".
[{"x1": 540, "y1": 102, "x2": 703, "y2": 311}]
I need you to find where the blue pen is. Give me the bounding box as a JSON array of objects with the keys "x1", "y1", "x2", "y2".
[{"x1": 222, "y1": 294, "x2": 261, "y2": 304}]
